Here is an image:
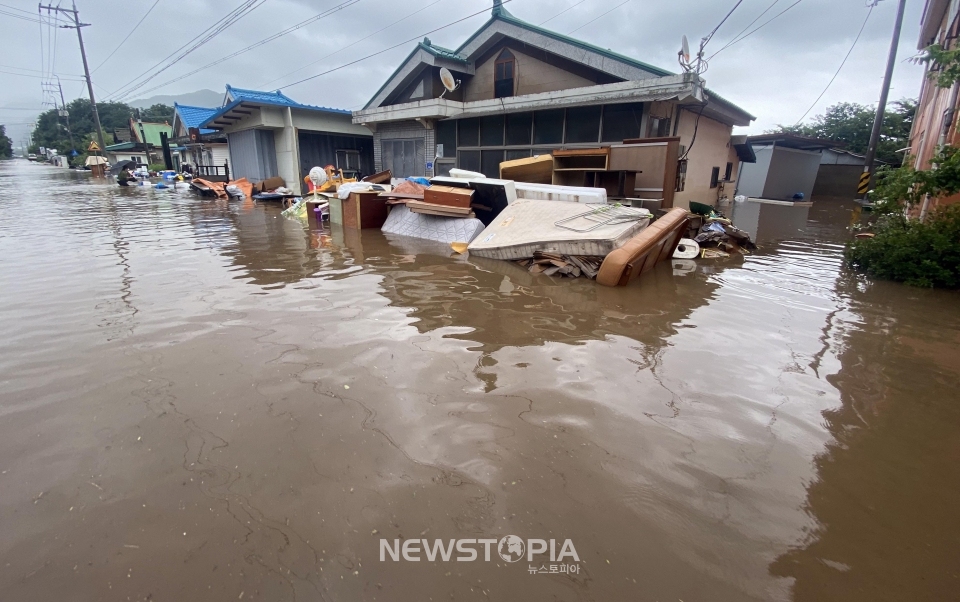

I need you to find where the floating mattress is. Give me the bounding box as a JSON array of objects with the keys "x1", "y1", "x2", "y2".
[
  {"x1": 467, "y1": 199, "x2": 650, "y2": 260},
  {"x1": 381, "y1": 204, "x2": 485, "y2": 243}
]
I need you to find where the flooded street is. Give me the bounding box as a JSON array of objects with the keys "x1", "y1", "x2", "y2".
[{"x1": 1, "y1": 160, "x2": 959, "y2": 601}]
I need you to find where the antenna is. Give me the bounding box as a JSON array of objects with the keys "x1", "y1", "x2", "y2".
[
  {"x1": 439, "y1": 67, "x2": 460, "y2": 99},
  {"x1": 678, "y1": 34, "x2": 708, "y2": 76}
]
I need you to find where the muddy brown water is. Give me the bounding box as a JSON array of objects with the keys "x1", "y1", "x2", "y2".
[{"x1": 1, "y1": 160, "x2": 958, "y2": 601}]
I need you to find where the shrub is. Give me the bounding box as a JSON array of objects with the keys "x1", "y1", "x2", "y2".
[
  {"x1": 845, "y1": 205, "x2": 960, "y2": 288},
  {"x1": 147, "y1": 163, "x2": 166, "y2": 173}
]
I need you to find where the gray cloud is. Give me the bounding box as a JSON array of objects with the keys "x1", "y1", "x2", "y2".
[{"x1": 0, "y1": 0, "x2": 927, "y2": 146}]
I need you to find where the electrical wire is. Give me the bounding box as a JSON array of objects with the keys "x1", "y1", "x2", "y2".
[
  {"x1": 106, "y1": 0, "x2": 266, "y2": 101},
  {"x1": 709, "y1": 0, "x2": 781, "y2": 59},
  {"x1": 92, "y1": 0, "x2": 161, "y2": 74},
  {"x1": 0, "y1": 69, "x2": 85, "y2": 81},
  {"x1": 795, "y1": 5, "x2": 873, "y2": 124},
  {"x1": 711, "y1": 0, "x2": 803, "y2": 59},
  {"x1": 568, "y1": 0, "x2": 632, "y2": 35},
  {"x1": 258, "y1": 0, "x2": 444, "y2": 89},
  {"x1": 280, "y1": 0, "x2": 517, "y2": 90},
  {"x1": 538, "y1": 0, "x2": 589, "y2": 27},
  {"x1": 0, "y1": 8, "x2": 43, "y2": 23},
  {"x1": 129, "y1": 0, "x2": 360, "y2": 99}
]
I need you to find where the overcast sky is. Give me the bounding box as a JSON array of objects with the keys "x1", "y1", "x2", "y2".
[{"x1": 0, "y1": 0, "x2": 927, "y2": 148}]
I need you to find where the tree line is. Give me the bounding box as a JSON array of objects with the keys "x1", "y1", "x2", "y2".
[
  {"x1": 0, "y1": 125, "x2": 12, "y2": 159},
  {"x1": 29, "y1": 99, "x2": 173, "y2": 164}
]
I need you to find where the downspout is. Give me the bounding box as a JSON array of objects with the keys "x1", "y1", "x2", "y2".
[{"x1": 920, "y1": 0, "x2": 960, "y2": 221}]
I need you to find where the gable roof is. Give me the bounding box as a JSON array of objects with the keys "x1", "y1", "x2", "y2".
[
  {"x1": 173, "y1": 103, "x2": 218, "y2": 134},
  {"x1": 130, "y1": 120, "x2": 173, "y2": 147},
  {"x1": 200, "y1": 84, "x2": 353, "y2": 130},
  {"x1": 365, "y1": 2, "x2": 674, "y2": 110}
]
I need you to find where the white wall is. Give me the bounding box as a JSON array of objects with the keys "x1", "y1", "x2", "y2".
[
  {"x1": 737, "y1": 145, "x2": 774, "y2": 198},
  {"x1": 763, "y1": 146, "x2": 822, "y2": 201}
]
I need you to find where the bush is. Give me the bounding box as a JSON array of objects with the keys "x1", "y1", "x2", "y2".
[
  {"x1": 147, "y1": 163, "x2": 166, "y2": 173},
  {"x1": 845, "y1": 205, "x2": 960, "y2": 288}
]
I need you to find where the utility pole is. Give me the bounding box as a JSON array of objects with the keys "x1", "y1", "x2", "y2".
[
  {"x1": 55, "y1": 76, "x2": 77, "y2": 156},
  {"x1": 860, "y1": 0, "x2": 908, "y2": 201},
  {"x1": 39, "y1": 1, "x2": 106, "y2": 153}
]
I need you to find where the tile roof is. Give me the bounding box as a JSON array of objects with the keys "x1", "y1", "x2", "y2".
[
  {"x1": 173, "y1": 103, "x2": 218, "y2": 134},
  {"x1": 224, "y1": 85, "x2": 351, "y2": 114}
]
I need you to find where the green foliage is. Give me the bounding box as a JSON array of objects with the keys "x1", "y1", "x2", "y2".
[
  {"x1": 845, "y1": 205, "x2": 960, "y2": 288},
  {"x1": 870, "y1": 146, "x2": 960, "y2": 213},
  {"x1": 147, "y1": 163, "x2": 166, "y2": 172},
  {"x1": 919, "y1": 43, "x2": 960, "y2": 88},
  {"x1": 768, "y1": 100, "x2": 916, "y2": 166},
  {"x1": 31, "y1": 98, "x2": 134, "y2": 156},
  {"x1": 0, "y1": 125, "x2": 12, "y2": 159},
  {"x1": 138, "y1": 104, "x2": 174, "y2": 123}
]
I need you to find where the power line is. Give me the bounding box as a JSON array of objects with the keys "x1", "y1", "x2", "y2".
[
  {"x1": 538, "y1": 0, "x2": 589, "y2": 26},
  {"x1": 106, "y1": 0, "x2": 266, "y2": 101},
  {"x1": 795, "y1": 5, "x2": 873, "y2": 124},
  {"x1": 0, "y1": 8, "x2": 42, "y2": 23},
  {"x1": 92, "y1": 0, "x2": 161, "y2": 74},
  {"x1": 0, "y1": 69, "x2": 85, "y2": 81},
  {"x1": 709, "y1": 0, "x2": 803, "y2": 59},
  {"x1": 258, "y1": 0, "x2": 444, "y2": 89},
  {"x1": 128, "y1": 0, "x2": 360, "y2": 99},
  {"x1": 568, "y1": 0, "x2": 632, "y2": 35},
  {"x1": 281, "y1": 0, "x2": 516, "y2": 90}
]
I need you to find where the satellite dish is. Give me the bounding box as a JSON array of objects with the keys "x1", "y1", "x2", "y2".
[
  {"x1": 681, "y1": 35, "x2": 691, "y2": 64},
  {"x1": 439, "y1": 67, "x2": 460, "y2": 98}
]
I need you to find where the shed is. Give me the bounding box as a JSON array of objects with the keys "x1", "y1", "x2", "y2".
[{"x1": 737, "y1": 134, "x2": 835, "y2": 201}]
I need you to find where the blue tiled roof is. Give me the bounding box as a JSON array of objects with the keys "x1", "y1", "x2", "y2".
[
  {"x1": 201, "y1": 85, "x2": 352, "y2": 129},
  {"x1": 173, "y1": 103, "x2": 217, "y2": 134},
  {"x1": 224, "y1": 85, "x2": 350, "y2": 114}
]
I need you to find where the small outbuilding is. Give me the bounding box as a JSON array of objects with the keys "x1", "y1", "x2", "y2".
[
  {"x1": 199, "y1": 85, "x2": 374, "y2": 194},
  {"x1": 737, "y1": 134, "x2": 835, "y2": 201}
]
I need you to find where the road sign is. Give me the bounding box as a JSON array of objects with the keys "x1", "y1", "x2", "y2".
[
  {"x1": 88, "y1": 141, "x2": 101, "y2": 152},
  {"x1": 858, "y1": 171, "x2": 870, "y2": 196}
]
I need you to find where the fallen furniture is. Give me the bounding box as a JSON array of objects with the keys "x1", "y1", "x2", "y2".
[{"x1": 596, "y1": 207, "x2": 689, "y2": 287}]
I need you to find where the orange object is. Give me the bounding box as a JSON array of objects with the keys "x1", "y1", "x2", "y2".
[
  {"x1": 596, "y1": 207, "x2": 689, "y2": 287},
  {"x1": 423, "y1": 185, "x2": 474, "y2": 208}
]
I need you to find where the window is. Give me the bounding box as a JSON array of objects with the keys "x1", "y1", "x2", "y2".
[
  {"x1": 436, "y1": 120, "x2": 457, "y2": 157},
  {"x1": 480, "y1": 115, "x2": 504, "y2": 146},
  {"x1": 533, "y1": 109, "x2": 564, "y2": 145},
  {"x1": 710, "y1": 166, "x2": 721, "y2": 189},
  {"x1": 601, "y1": 103, "x2": 643, "y2": 142},
  {"x1": 336, "y1": 150, "x2": 361, "y2": 177},
  {"x1": 724, "y1": 162, "x2": 734, "y2": 182},
  {"x1": 381, "y1": 139, "x2": 425, "y2": 178},
  {"x1": 481, "y1": 150, "x2": 505, "y2": 178},
  {"x1": 505, "y1": 112, "x2": 532, "y2": 146},
  {"x1": 495, "y1": 49, "x2": 515, "y2": 98},
  {"x1": 676, "y1": 159, "x2": 687, "y2": 192},
  {"x1": 458, "y1": 150, "x2": 481, "y2": 173},
  {"x1": 505, "y1": 149, "x2": 532, "y2": 161},
  {"x1": 458, "y1": 118, "x2": 480, "y2": 147},
  {"x1": 565, "y1": 106, "x2": 602, "y2": 143}
]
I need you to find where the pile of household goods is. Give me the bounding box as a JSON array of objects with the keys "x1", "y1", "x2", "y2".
[
  {"x1": 190, "y1": 177, "x2": 253, "y2": 199},
  {"x1": 371, "y1": 167, "x2": 689, "y2": 288},
  {"x1": 687, "y1": 200, "x2": 756, "y2": 259}
]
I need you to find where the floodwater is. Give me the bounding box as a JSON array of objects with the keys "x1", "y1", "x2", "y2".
[{"x1": 1, "y1": 160, "x2": 958, "y2": 602}]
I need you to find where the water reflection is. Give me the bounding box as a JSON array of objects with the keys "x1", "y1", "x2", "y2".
[{"x1": 769, "y1": 273, "x2": 960, "y2": 601}]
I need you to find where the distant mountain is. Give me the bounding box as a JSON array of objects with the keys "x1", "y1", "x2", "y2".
[{"x1": 129, "y1": 89, "x2": 223, "y2": 109}]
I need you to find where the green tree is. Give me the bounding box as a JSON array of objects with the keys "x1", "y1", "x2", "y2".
[
  {"x1": 138, "y1": 103, "x2": 174, "y2": 123},
  {"x1": 0, "y1": 125, "x2": 12, "y2": 159},
  {"x1": 768, "y1": 100, "x2": 916, "y2": 166},
  {"x1": 31, "y1": 98, "x2": 133, "y2": 158}
]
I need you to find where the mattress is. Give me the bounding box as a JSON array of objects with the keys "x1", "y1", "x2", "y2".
[
  {"x1": 514, "y1": 183, "x2": 607, "y2": 204},
  {"x1": 381, "y1": 204, "x2": 485, "y2": 243},
  {"x1": 467, "y1": 199, "x2": 650, "y2": 260}
]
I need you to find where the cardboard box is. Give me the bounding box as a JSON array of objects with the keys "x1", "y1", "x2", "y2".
[{"x1": 423, "y1": 185, "x2": 474, "y2": 208}]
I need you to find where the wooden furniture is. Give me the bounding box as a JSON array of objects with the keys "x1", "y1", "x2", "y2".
[
  {"x1": 616, "y1": 137, "x2": 681, "y2": 208},
  {"x1": 423, "y1": 185, "x2": 475, "y2": 208},
  {"x1": 551, "y1": 148, "x2": 610, "y2": 186},
  {"x1": 342, "y1": 191, "x2": 388, "y2": 229},
  {"x1": 597, "y1": 207, "x2": 689, "y2": 287},
  {"x1": 499, "y1": 154, "x2": 553, "y2": 184}
]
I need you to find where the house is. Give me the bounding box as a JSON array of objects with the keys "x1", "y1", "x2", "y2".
[
  {"x1": 907, "y1": 0, "x2": 960, "y2": 214},
  {"x1": 737, "y1": 134, "x2": 835, "y2": 201},
  {"x1": 199, "y1": 85, "x2": 374, "y2": 194},
  {"x1": 171, "y1": 103, "x2": 231, "y2": 179},
  {"x1": 352, "y1": 0, "x2": 754, "y2": 209},
  {"x1": 104, "y1": 118, "x2": 173, "y2": 167}
]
